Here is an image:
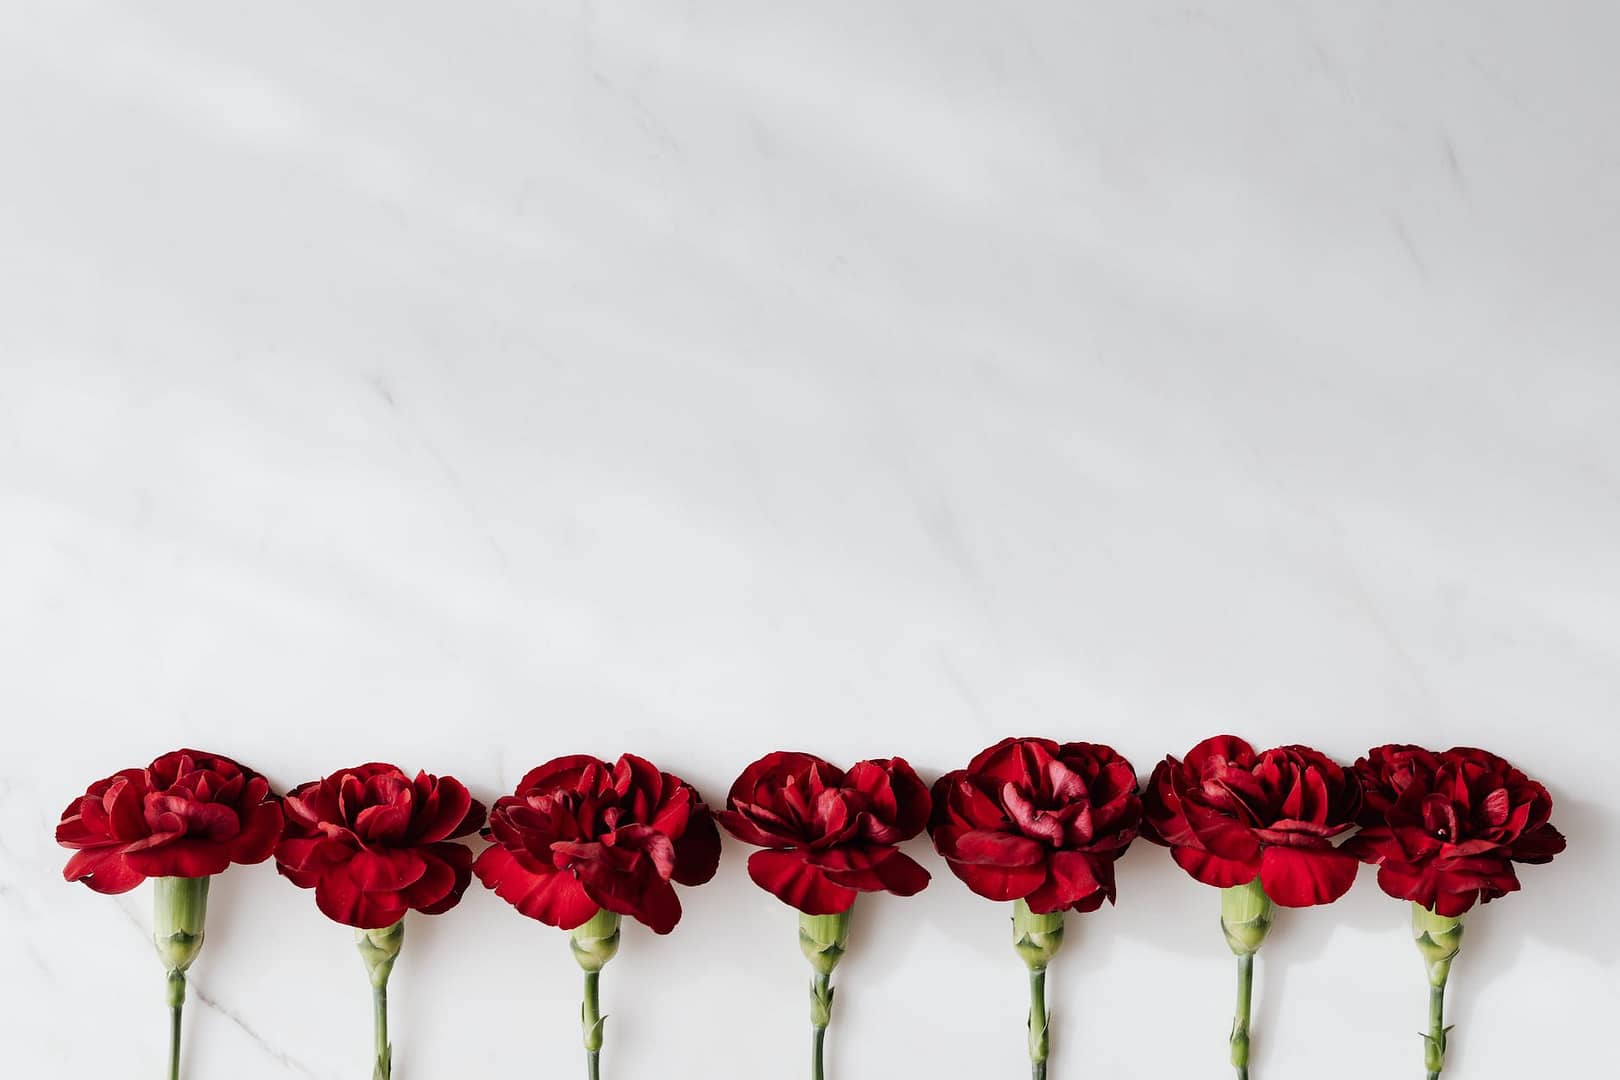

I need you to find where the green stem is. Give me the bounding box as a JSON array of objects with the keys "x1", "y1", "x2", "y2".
[
  {"x1": 1412, "y1": 902, "x2": 1463, "y2": 1080},
  {"x1": 355, "y1": 921, "x2": 403, "y2": 1080},
  {"x1": 1028, "y1": 968, "x2": 1049, "y2": 1080},
  {"x1": 1220, "y1": 878, "x2": 1273, "y2": 1080},
  {"x1": 572, "y1": 909, "x2": 618, "y2": 1080},
  {"x1": 372, "y1": 982, "x2": 389, "y2": 1080},
  {"x1": 1426, "y1": 983, "x2": 1445, "y2": 1080},
  {"x1": 800, "y1": 910, "x2": 850, "y2": 1080},
  {"x1": 811, "y1": 972, "x2": 830, "y2": 1080},
  {"x1": 584, "y1": 970, "x2": 602, "y2": 1080},
  {"x1": 166, "y1": 971, "x2": 185, "y2": 1080},
  {"x1": 1231, "y1": 953, "x2": 1254, "y2": 1080},
  {"x1": 1012, "y1": 898, "x2": 1063, "y2": 1079},
  {"x1": 153, "y1": 877, "x2": 209, "y2": 1080}
]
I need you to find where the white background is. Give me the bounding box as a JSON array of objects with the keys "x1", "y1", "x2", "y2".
[{"x1": 3, "y1": 2, "x2": 1616, "y2": 1078}]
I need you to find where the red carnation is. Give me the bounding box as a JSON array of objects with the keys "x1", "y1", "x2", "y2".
[
  {"x1": 929, "y1": 737, "x2": 1141, "y2": 1080},
  {"x1": 55, "y1": 749, "x2": 281, "y2": 1080},
  {"x1": 1141, "y1": 735, "x2": 1361, "y2": 907},
  {"x1": 929, "y1": 737, "x2": 1141, "y2": 914},
  {"x1": 275, "y1": 763, "x2": 484, "y2": 1080},
  {"x1": 474, "y1": 753, "x2": 721, "y2": 935},
  {"x1": 57, "y1": 748, "x2": 281, "y2": 893},
  {"x1": 718, "y1": 751, "x2": 930, "y2": 1080},
  {"x1": 1346, "y1": 744, "x2": 1565, "y2": 917},
  {"x1": 275, "y1": 763, "x2": 486, "y2": 929},
  {"x1": 474, "y1": 753, "x2": 720, "y2": 1080},
  {"x1": 1142, "y1": 735, "x2": 1361, "y2": 1080},
  {"x1": 716, "y1": 751, "x2": 931, "y2": 914},
  {"x1": 1345, "y1": 745, "x2": 1565, "y2": 1079}
]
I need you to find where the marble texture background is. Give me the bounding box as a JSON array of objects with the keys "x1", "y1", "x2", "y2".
[{"x1": 3, "y1": 2, "x2": 1617, "y2": 1077}]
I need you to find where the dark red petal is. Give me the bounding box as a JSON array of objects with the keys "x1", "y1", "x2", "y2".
[
  {"x1": 1375, "y1": 861, "x2": 1438, "y2": 907},
  {"x1": 54, "y1": 809, "x2": 102, "y2": 849},
  {"x1": 647, "y1": 786, "x2": 693, "y2": 841},
  {"x1": 713, "y1": 808, "x2": 793, "y2": 849},
  {"x1": 1434, "y1": 888, "x2": 1481, "y2": 917},
  {"x1": 275, "y1": 835, "x2": 351, "y2": 874},
  {"x1": 63, "y1": 848, "x2": 146, "y2": 894},
  {"x1": 1510, "y1": 823, "x2": 1566, "y2": 864},
  {"x1": 516, "y1": 756, "x2": 605, "y2": 797},
  {"x1": 815, "y1": 847, "x2": 930, "y2": 896},
  {"x1": 951, "y1": 829, "x2": 1045, "y2": 867},
  {"x1": 1258, "y1": 845, "x2": 1359, "y2": 907},
  {"x1": 965, "y1": 738, "x2": 1059, "y2": 785},
  {"x1": 870, "y1": 758, "x2": 932, "y2": 840},
  {"x1": 354, "y1": 800, "x2": 413, "y2": 846},
  {"x1": 745, "y1": 849, "x2": 857, "y2": 914},
  {"x1": 614, "y1": 877, "x2": 682, "y2": 934},
  {"x1": 870, "y1": 850, "x2": 929, "y2": 895},
  {"x1": 1139, "y1": 760, "x2": 1191, "y2": 847},
  {"x1": 1341, "y1": 826, "x2": 1396, "y2": 865},
  {"x1": 474, "y1": 846, "x2": 600, "y2": 929},
  {"x1": 315, "y1": 866, "x2": 399, "y2": 928},
  {"x1": 231, "y1": 800, "x2": 284, "y2": 866},
  {"x1": 1170, "y1": 845, "x2": 1260, "y2": 889},
  {"x1": 415, "y1": 778, "x2": 476, "y2": 843},
  {"x1": 945, "y1": 858, "x2": 1046, "y2": 901},
  {"x1": 726, "y1": 752, "x2": 835, "y2": 811},
  {"x1": 346, "y1": 848, "x2": 427, "y2": 891},
  {"x1": 124, "y1": 839, "x2": 233, "y2": 879},
  {"x1": 1180, "y1": 803, "x2": 1264, "y2": 861},
  {"x1": 1022, "y1": 850, "x2": 1105, "y2": 914},
  {"x1": 671, "y1": 811, "x2": 722, "y2": 886},
  {"x1": 409, "y1": 844, "x2": 475, "y2": 915},
  {"x1": 1183, "y1": 736, "x2": 1256, "y2": 772}
]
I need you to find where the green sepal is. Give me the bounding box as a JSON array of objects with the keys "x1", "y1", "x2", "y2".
[
  {"x1": 1012, "y1": 899, "x2": 1065, "y2": 973},
  {"x1": 356, "y1": 921, "x2": 405, "y2": 989},
  {"x1": 153, "y1": 876, "x2": 211, "y2": 976},
  {"x1": 571, "y1": 909, "x2": 622, "y2": 974},
  {"x1": 1220, "y1": 878, "x2": 1274, "y2": 957},
  {"x1": 800, "y1": 911, "x2": 852, "y2": 977},
  {"x1": 1411, "y1": 903, "x2": 1464, "y2": 987}
]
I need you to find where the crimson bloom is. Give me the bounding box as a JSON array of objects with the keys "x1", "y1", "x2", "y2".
[
  {"x1": 275, "y1": 763, "x2": 484, "y2": 1080},
  {"x1": 930, "y1": 737, "x2": 1141, "y2": 914},
  {"x1": 1141, "y1": 735, "x2": 1361, "y2": 907},
  {"x1": 474, "y1": 753, "x2": 721, "y2": 934},
  {"x1": 718, "y1": 751, "x2": 931, "y2": 1080},
  {"x1": 275, "y1": 763, "x2": 486, "y2": 929},
  {"x1": 1143, "y1": 736, "x2": 1361, "y2": 1080},
  {"x1": 1344, "y1": 744, "x2": 1566, "y2": 1080},
  {"x1": 56, "y1": 749, "x2": 281, "y2": 1080},
  {"x1": 56, "y1": 748, "x2": 281, "y2": 893},
  {"x1": 716, "y1": 751, "x2": 931, "y2": 914},
  {"x1": 1345, "y1": 744, "x2": 1565, "y2": 917},
  {"x1": 475, "y1": 753, "x2": 721, "y2": 1080},
  {"x1": 929, "y1": 738, "x2": 1141, "y2": 1080}
]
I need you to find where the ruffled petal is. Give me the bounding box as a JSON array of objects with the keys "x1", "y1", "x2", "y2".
[
  {"x1": 1258, "y1": 845, "x2": 1360, "y2": 907},
  {"x1": 745, "y1": 849, "x2": 856, "y2": 914}
]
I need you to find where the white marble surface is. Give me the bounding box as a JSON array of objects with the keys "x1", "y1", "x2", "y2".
[{"x1": 4, "y1": 2, "x2": 1618, "y2": 1077}]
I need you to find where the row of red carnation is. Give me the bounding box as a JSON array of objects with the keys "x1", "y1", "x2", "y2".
[
  {"x1": 58, "y1": 738, "x2": 1563, "y2": 1080},
  {"x1": 58, "y1": 738, "x2": 1560, "y2": 923}
]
